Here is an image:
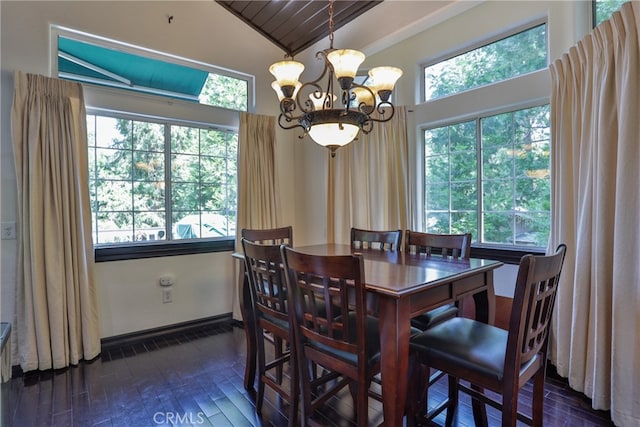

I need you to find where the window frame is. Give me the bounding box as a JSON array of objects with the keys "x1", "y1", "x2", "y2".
[
  {"x1": 420, "y1": 17, "x2": 548, "y2": 104},
  {"x1": 51, "y1": 26, "x2": 249, "y2": 261},
  {"x1": 422, "y1": 102, "x2": 550, "y2": 252},
  {"x1": 592, "y1": 0, "x2": 628, "y2": 27},
  {"x1": 86, "y1": 109, "x2": 238, "y2": 261},
  {"x1": 415, "y1": 17, "x2": 551, "y2": 263}
]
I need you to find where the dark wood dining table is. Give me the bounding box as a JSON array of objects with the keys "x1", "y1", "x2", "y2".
[{"x1": 234, "y1": 243, "x2": 503, "y2": 426}]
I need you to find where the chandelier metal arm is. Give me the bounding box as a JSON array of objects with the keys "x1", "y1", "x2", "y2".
[
  {"x1": 269, "y1": 0, "x2": 402, "y2": 157},
  {"x1": 368, "y1": 102, "x2": 396, "y2": 124},
  {"x1": 276, "y1": 112, "x2": 307, "y2": 132},
  {"x1": 349, "y1": 81, "x2": 376, "y2": 114},
  {"x1": 295, "y1": 50, "x2": 337, "y2": 114},
  {"x1": 360, "y1": 119, "x2": 374, "y2": 135}
]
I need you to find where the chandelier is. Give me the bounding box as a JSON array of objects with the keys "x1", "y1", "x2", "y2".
[{"x1": 269, "y1": 0, "x2": 402, "y2": 157}]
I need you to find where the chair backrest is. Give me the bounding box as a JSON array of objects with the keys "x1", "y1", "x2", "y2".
[
  {"x1": 281, "y1": 246, "x2": 368, "y2": 367},
  {"x1": 350, "y1": 227, "x2": 401, "y2": 251},
  {"x1": 507, "y1": 244, "x2": 567, "y2": 368},
  {"x1": 241, "y1": 238, "x2": 289, "y2": 324},
  {"x1": 241, "y1": 226, "x2": 293, "y2": 246},
  {"x1": 404, "y1": 230, "x2": 471, "y2": 259}
]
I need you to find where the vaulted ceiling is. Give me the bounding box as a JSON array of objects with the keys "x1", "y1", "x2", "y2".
[{"x1": 215, "y1": 1, "x2": 382, "y2": 57}]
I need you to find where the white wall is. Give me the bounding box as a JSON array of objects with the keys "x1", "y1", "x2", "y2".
[
  {"x1": 95, "y1": 254, "x2": 234, "y2": 336},
  {"x1": 0, "y1": 1, "x2": 294, "y2": 339},
  {"x1": 0, "y1": 1, "x2": 593, "y2": 343}
]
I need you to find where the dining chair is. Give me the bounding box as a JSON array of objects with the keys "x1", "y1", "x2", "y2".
[
  {"x1": 403, "y1": 230, "x2": 473, "y2": 411},
  {"x1": 350, "y1": 227, "x2": 402, "y2": 251},
  {"x1": 241, "y1": 225, "x2": 293, "y2": 246},
  {"x1": 239, "y1": 227, "x2": 293, "y2": 403},
  {"x1": 350, "y1": 227, "x2": 402, "y2": 316},
  {"x1": 407, "y1": 244, "x2": 567, "y2": 427},
  {"x1": 280, "y1": 246, "x2": 382, "y2": 427},
  {"x1": 404, "y1": 230, "x2": 472, "y2": 330},
  {"x1": 240, "y1": 227, "x2": 294, "y2": 352},
  {"x1": 241, "y1": 238, "x2": 298, "y2": 426}
]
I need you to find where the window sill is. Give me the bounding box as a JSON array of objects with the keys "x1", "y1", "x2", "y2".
[
  {"x1": 95, "y1": 239, "x2": 544, "y2": 264},
  {"x1": 470, "y1": 245, "x2": 546, "y2": 265},
  {"x1": 95, "y1": 238, "x2": 235, "y2": 262}
]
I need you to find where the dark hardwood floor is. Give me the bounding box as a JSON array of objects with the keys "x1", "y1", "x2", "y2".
[{"x1": 2, "y1": 323, "x2": 615, "y2": 426}]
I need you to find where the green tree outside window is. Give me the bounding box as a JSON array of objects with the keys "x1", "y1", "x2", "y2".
[{"x1": 423, "y1": 21, "x2": 550, "y2": 248}]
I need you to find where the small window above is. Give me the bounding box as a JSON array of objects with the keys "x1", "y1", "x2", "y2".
[
  {"x1": 593, "y1": 0, "x2": 628, "y2": 26},
  {"x1": 56, "y1": 33, "x2": 249, "y2": 111},
  {"x1": 423, "y1": 22, "x2": 547, "y2": 101}
]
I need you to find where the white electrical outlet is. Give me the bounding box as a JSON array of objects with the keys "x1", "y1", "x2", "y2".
[
  {"x1": 1, "y1": 222, "x2": 16, "y2": 240},
  {"x1": 162, "y1": 289, "x2": 172, "y2": 303}
]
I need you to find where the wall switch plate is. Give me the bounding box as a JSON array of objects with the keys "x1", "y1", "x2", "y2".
[
  {"x1": 1, "y1": 222, "x2": 16, "y2": 240},
  {"x1": 162, "y1": 289, "x2": 172, "y2": 304}
]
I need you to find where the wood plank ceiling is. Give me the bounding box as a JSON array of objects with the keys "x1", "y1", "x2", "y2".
[{"x1": 215, "y1": 1, "x2": 382, "y2": 57}]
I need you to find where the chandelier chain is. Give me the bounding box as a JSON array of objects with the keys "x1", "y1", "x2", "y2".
[{"x1": 328, "y1": 0, "x2": 334, "y2": 49}]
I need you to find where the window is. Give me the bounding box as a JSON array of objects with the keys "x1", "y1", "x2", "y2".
[
  {"x1": 593, "y1": 0, "x2": 628, "y2": 26},
  {"x1": 87, "y1": 114, "x2": 237, "y2": 246},
  {"x1": 424, "y1": 105, "x2": 550, "y2": 248},
  {"x1": 419, "y1": 20, "x2": 550, "y2": 253},
  {"x1": 52, "y1": 27, "x2": 248, "y2": 259},
  {"x1": 423, "y1": 23, "x2": 547, "y2": 101}
]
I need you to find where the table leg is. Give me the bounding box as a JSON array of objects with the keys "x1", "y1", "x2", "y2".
[
  {"x1": 378, "y1": 296, "x2": 411, "y2": 427},
  {"x1": 472, "y1": 270, "x2": 496, "y2": 325},
  {"x1": 238, "y1": 261, "x2": 257, "y2": 391}
]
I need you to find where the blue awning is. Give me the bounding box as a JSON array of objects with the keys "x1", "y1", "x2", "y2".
[{"x1": 58, "y1": 36, "x2": 209, "y2": 102}]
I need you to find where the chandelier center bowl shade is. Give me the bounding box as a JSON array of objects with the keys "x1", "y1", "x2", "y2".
[{"x1": 269, "y1": 0, "x2": 402, "y2": 157}]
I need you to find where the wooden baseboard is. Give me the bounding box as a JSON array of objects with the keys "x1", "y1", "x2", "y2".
[
  {"x1": 11, "y1": 314, "x2": 235, "y2": 378},
  {"x1": 100, "y1": 313, "x2": 234, "y2": 351}
]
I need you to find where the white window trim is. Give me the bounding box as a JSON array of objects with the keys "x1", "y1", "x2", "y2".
[
  {"x1": 49, "y1": 26, "x2": 246, "y2": 257},
  {"x1": 413, "y1": 16, "x2": 551, "y2": 238},
  {"x1": 87, "y1": 110, "x2": 238, "y2": 249},
  {"x1": 418, "y1": 16, "x2": 548, "y2": 105}
]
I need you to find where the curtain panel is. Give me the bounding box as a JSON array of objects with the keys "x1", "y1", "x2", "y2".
[
  {"x1": 236, "y1": 112, "x2": 279, "y2": 236},
  {"x1": 327, "y1": 106, "x2": 410, "y2": 243},
  {"x1": 11, "y1": 71, "x2": 100, "y2": 371},
  {"x1": 234, "y1": 112, "x2": 280, "y2": 319},
  {"x1": 548, "y1": 3, "x2": 640, "y2": 425}
]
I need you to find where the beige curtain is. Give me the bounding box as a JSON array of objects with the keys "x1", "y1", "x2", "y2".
[
  {"x1": 236, "y1": 111, "x2": 280, "y2": 239},
  {"x1": 11, "y1": 71, "x2": 100, "y2": 371},
  {"x1": 548, "y1": 3, "x2": 640, "y2": 425},
  {"x1": 327, "y1": 106, "x2": 410, "y2": 243},
  {"x1": 234, "y1": 112, "x2": 280, "y2": 318}
]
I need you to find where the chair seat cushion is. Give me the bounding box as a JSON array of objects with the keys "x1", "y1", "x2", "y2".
[
  {"x1": 410, "y1": 317, "x2": 508, "y2": 382},
  {"x1": 310, "y1": 313, "x2": 421, "y2": 366},
  {"x1": 410, "y1": 304, "x2": 459, "y2": 331},
  {"x1": 260, "y1": 311, "x2": 289, "y2": 330}
]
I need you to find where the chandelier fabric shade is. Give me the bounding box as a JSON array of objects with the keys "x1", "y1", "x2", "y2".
[{"x1": 269, "y1": 0, "x2": 402, "y2": 157}]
